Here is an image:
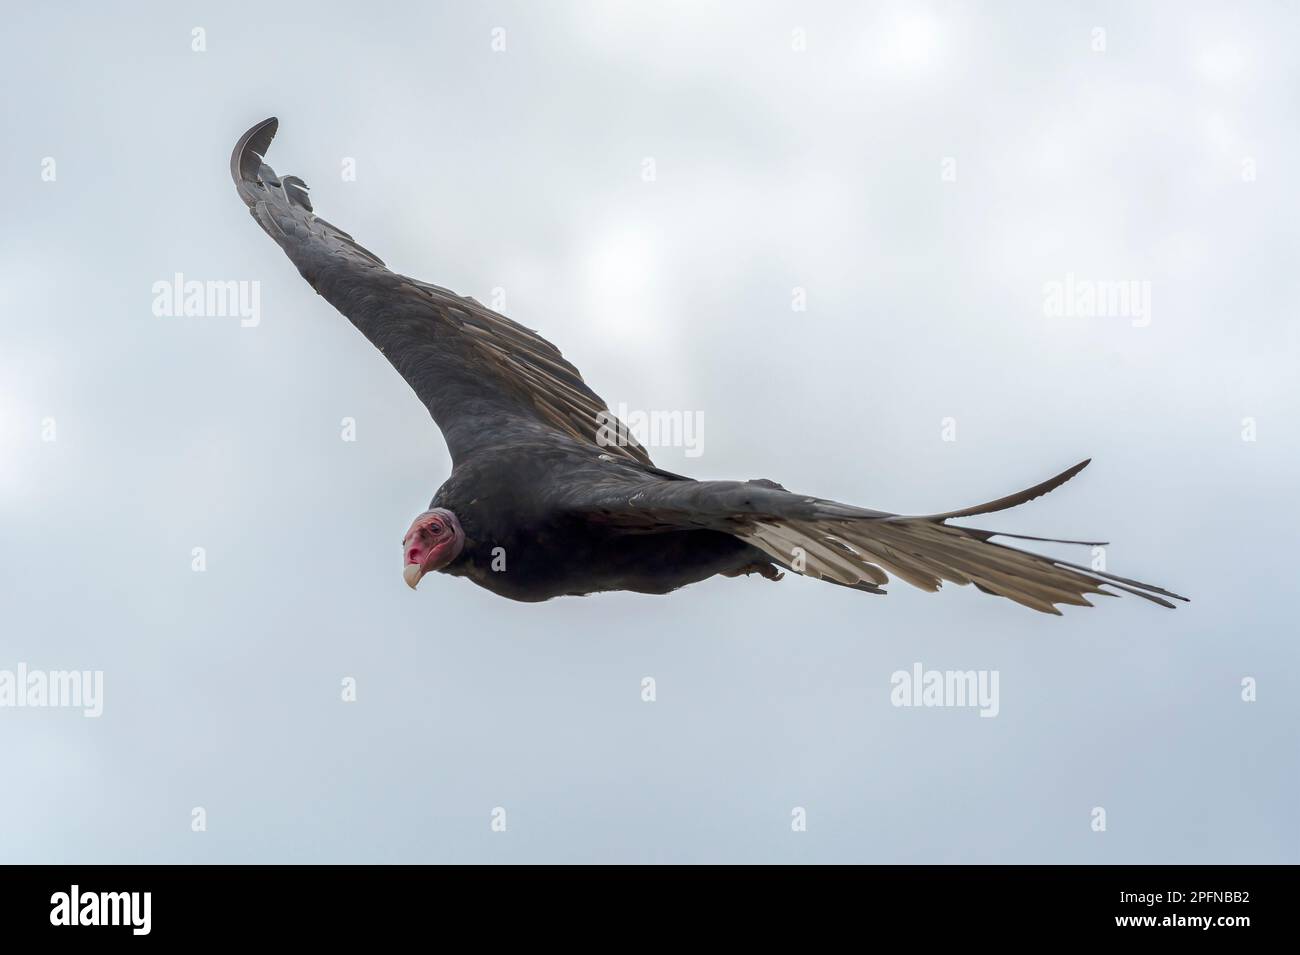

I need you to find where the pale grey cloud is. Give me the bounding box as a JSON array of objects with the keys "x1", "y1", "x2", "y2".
[{"x1": 1, "y1": 0, "x2": 1295, "y2": 862}]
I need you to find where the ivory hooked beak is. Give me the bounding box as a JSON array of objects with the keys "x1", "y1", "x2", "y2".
[{"x1": 403, "y1": 563, "x2": 425, "y2": 590}]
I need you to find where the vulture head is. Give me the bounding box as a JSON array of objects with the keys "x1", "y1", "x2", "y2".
[{"x1": 402, "y1": 508, "x2": 465, "y2": 590}]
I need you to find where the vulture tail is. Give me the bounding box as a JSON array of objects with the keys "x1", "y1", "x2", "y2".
[{"x1": 741, "y1": 460, "x2": 1187, "y2": 614}]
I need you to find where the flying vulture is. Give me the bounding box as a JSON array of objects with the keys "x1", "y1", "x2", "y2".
[{"x1": 231, "y1": 118, "x2": 1186, "y2": 614}]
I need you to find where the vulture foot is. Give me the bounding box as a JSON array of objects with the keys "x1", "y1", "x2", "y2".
[{"x1": 724, "y1": 562, "x2": 785, "y2": 582}]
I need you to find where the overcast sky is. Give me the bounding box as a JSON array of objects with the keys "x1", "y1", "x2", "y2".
[{"x1": 2, "y1": 0, "x2": 1296, "y2": 862}]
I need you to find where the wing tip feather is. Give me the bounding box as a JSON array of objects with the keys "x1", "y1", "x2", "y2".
[{"x1": 231, "y1": 116, "x2": 279, "y2": 186}]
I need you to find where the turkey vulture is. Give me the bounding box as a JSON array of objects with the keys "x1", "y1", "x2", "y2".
[{"x1": 231, "y1": 118, "x2": 1187, "y2": 614}]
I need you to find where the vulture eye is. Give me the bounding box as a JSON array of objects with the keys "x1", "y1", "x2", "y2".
[{"x1": 427, "y1": 522, "x2": 442, "y2": 534}]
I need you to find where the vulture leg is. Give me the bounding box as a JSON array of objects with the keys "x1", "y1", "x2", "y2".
[{"x1": 722, "y1": 561, "x2": 785, "y2": 581}]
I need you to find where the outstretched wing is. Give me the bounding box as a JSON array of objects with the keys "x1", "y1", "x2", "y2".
[
  {"x1": 552, "y1": 459, "x2": 1188, "y2": 614},
  {"x1": 231, "y1": 117, "x2": 651, "y2": 467}
]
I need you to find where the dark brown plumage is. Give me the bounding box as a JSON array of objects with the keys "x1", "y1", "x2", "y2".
[{"x1": 232, "y1": 118, "x2": 1187, "y2": 613}]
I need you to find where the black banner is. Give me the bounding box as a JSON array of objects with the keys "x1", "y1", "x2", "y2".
[{"x1": 0, "y1": 865, "x2": 1280, "y2": 940}]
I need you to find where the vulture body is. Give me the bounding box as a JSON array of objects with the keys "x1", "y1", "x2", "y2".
[{"x1": 231, "y1": 118, "x2": 1187, "y2": 614}]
